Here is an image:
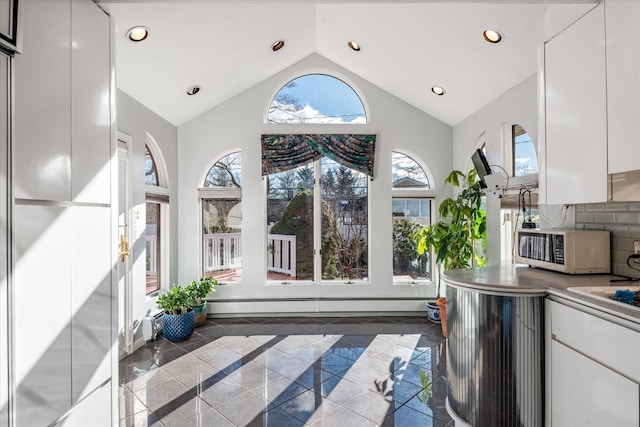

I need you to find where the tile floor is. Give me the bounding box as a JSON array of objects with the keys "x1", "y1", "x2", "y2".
[{"x1": 119, "y1": 316, "x2": 453, "y2": 427}]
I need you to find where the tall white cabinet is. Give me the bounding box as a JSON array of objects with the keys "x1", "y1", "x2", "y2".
[
  {"x1": 12, "y1": 1, "x2": 115, "y2": 426},
  {"x1": 544, "y1": 3, "x2": 607, "y2": 205}
]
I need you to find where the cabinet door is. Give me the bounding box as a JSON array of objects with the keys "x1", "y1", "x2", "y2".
[
  {"x1": 71, "y1": 0, "x2": 111, "y2": 204},
  {"x1": 14, "y1": 0, "x2": 71, "y2": 201},
  {"x1": 544, "y1": 3, "x2": 607, "y2": 205},
  {"x1": 551, "y1": 340, "x2": 639, "y2": 427},
  {"x1": 606, "y1": 0, "x2": 640, "y2": 174}
]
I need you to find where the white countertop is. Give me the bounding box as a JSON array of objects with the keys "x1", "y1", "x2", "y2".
[{"x1": 442, "y1": 264, "x2": 640, "y2": 324}]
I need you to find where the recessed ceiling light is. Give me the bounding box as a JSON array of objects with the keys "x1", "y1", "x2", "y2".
[
  {"x1": 271, "y1": 40, "x2": 285, "y2": 52},
  {"x1": 348, "y1": 41, "x2": 361, "y2": 51},
  {"x1": 482, "y1": 29, "x2": 503, "y2": 44},
  {"x1": 126, "y1": 26, "x2": 149, "y2": 42},
  {"x1": 431, "y1": 86, "x2": 446, "y2": 96},
  {"x1": 186, "y1": 85, "x2": 201, "y2": 96}
]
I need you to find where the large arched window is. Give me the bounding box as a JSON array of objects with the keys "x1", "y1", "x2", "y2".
[
  {"x1": 267, "y1": 74, "x2": 366, "y2": 124},
  {"x1": 391, "y1": 151, "x2": 433, "y2": 282},
  {"x1": 200, "y1": 152, "x2": 242, "y2": 283},
  {"x1": 145, "y1": 140, "x2": 169, "y2": 295}
]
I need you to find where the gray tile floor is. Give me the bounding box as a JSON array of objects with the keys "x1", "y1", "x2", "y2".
[{"x1": 119, "y1": 316, "x2": 453, "y2": 426}]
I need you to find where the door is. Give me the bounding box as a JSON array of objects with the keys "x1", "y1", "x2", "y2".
[{"x1": 117, "y1": 138, "x2": 133, "y2": 357}]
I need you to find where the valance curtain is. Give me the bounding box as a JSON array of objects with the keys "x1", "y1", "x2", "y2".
[{"x1": 261, "y1": 134, "x2": 376, "y2": 178}]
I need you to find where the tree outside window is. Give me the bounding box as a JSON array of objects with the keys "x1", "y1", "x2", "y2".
[
  {"x1": 201, "y1": 152, "x2": 242, "y2": 283},
  {"x1": 266, "y1": 158, "x2": 369, "y2": 282},
  {"x1": 392, "y1": 151, "x2": 432, "y2": 281}
]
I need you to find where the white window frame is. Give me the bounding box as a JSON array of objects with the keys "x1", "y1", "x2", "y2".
[
  {"x1": 198, "y1": 150, "x2": 243, "y2": 284},
  {"x1": 391, "y1": 149, "x2": 437, "y2": 285},
  {"x1": 144, "y1": 133, "x2": 170, "y2": 294},
  {"x1": 264, "y1": 158, "x2": 371, "y2": 286}
]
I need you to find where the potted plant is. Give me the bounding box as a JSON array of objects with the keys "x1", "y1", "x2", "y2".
[
  {"x1": 416, "y1": 169, "x2": 486, "y2": 337},
  {"x1": 156, "y1": 285, "x2": 195, "y2": 342},
  {"x1": 184, "y1": 276, "x2": 217, "y2": 327}
]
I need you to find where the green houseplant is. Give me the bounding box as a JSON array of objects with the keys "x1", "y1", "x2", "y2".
[
  {"x1": 416, "y1": 169, "x2": 486, "y2": 336},
  {"x1": 156, "y1": 285, "x2": 195, "y2": 341},
  {"x1": 184, "y1": 277, "x2": 217, "y2": 327}
]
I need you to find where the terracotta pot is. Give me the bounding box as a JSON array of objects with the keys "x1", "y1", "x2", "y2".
[{"x1": 436, "y1": 297, "x2": 447, "y2": 338}]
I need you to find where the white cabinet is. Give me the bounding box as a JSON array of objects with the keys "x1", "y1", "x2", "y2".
[
  {"x1": 12, "y1": 1, "x2": 114, "y2": 425},
  {"x1": 14, "y1": 0, "x2": 72, "y2": 201},
  {"x1": 606, "y1": 0, "x2": 640, "y2": 174},
  {"x1": 546, "y1": 299, "x2": 640, "y2": 426},
  {"x1": 15, "y1": 0, "x2": 112, "y2": 203},
  {"x1": 71, "y1": 0, "x2": 111, "y2": 204},
  {"x1": 544, "y1": 3, "x2": 607, "y2": 205}
]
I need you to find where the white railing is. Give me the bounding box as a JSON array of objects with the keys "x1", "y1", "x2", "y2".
[
  {"x1": 200, "y1": 232, "x2": 296, "y2": 278},
  {"x1": 203, "y1": 232, "x2": 242, "y2": 272},
  {"x1": 146, "y1": 235, "x2": 157, "y2": 275},
  {"x1": 267, "y1": 234, "x2": 296, "y2": 278}
]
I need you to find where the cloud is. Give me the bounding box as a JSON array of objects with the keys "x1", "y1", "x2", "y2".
[
  {"x1": 268, "y1": 101, "x2": 364, "y2": 124},
  {"x1": 515, "y1": 157, "x2": 531, "y2": 165}
]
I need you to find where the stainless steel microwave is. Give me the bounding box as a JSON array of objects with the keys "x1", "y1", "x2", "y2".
[{"x1": 515, "y1": 229, "x2": 610, "y2": 274}]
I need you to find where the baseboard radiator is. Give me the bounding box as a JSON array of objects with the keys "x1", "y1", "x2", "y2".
[{"x1": 142, "y1": 310, "x2": 164, "y2": 341}]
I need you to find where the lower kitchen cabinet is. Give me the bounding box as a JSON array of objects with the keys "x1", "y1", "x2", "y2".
[
  {"x1": 546, "y1": 298, "x2": 640, "y2": 427},
  {"x1": 550, "y1": 340, "x2": 638, "y2": 426}
]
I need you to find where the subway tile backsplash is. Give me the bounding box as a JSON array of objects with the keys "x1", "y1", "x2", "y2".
[{"x1": 575, "y1": 202, "x2": 640, "y2": 278}]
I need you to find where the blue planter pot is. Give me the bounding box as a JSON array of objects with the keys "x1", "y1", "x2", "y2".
[
  {"x1": 425, "y1": 302, "x2": 441, "y2": 324},
  {"x1": 162, "y1": 310, "x2": 195, "y2": 342}
]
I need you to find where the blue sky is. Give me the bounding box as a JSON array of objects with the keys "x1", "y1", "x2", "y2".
[
  {"x1": 279, "y1": 74, "x2": 365, "y2": 120},
  {"x1": 514, "y1": 133, "x2": 538, "y2": 174}
]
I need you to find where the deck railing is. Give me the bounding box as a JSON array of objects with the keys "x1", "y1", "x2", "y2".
[
  {"x1": 203, "y1": 232, "x2": 242, "y2": 272},
  {"x1": 267, "y1": 234, "x2": 296, "y2": 278},
  {"x1": 144, "y1": 232, "x2": 296, "y2": 278}
]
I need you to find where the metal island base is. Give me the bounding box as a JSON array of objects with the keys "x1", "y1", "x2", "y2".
[{"x1": 443, "y1": 267, "x2": 546, "y2": 427}]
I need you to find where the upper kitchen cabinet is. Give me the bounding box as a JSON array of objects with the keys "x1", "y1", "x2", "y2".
[
  {"x1": 606, "y1": 0, "x2": 640, "y2": 174},
  {"x1": 0, "y1": 0, "x2": 20, "y2": 53},
  {"x1": 544, "y1": 3, "x2": 607, "y2": 205}
]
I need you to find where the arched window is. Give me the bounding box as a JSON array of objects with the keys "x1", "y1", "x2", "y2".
[
  {"x1": 200, "y1": 152, "x2": 242, "y2": 283},
  {"x1": 145, "y1": 141, "x2": 170, "y2": 295},
  {"x1": 391, "y1": 151, "x2": 433, "y2": 282},
  {"x1": 145, "y1": 148, "x2": 158, "y2": 186},
  {"x1": 512, "y1": 124, "x2": 538, "y2": 176},
  {"x1": 500, "y1": 125, "x2": 539, "y2": 264},
  {"x1": 267, "y1": 74, "x2": 366, "y2": 124},
  {"x1": 392, "y1": 151, "x2": 430, "y2": 188}
]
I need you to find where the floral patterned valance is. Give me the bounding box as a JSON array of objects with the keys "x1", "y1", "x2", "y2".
[{"x1": 261, "y1": 134, "x2": 376, "y2": 178}]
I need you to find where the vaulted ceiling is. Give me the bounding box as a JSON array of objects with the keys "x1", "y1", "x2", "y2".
[{"x1": 99, "y1": 1, "x2": 595, "y2": 127}]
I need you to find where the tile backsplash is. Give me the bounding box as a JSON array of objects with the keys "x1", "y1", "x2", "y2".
[{"x1": 575, "y1": 202, "x2": 640, "y2": 278}]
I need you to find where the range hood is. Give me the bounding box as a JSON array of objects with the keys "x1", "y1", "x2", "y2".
[{"x1": 609, "y1": 171, "x2": 640, "y2": 202}]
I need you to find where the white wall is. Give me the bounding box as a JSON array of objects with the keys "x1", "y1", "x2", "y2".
[
  {"x1": 452, "y1": 74, "x2": 539, "y2": 266},
  {"x1": 116, "y1": 90, "x2": 178, "y2": 345},
  {"x1": 178, "y1": 53, "x2": 453, "y2": 313}
]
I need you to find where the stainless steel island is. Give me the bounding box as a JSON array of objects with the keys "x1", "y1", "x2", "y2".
[{"x1": 442, "y1": 265, "x2": 547, "y2": 427}]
